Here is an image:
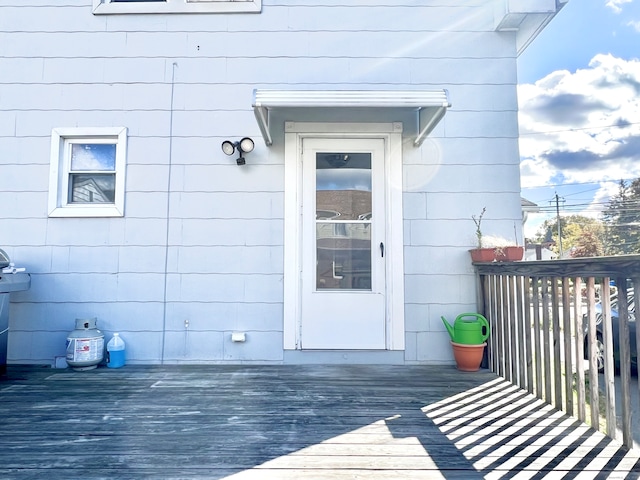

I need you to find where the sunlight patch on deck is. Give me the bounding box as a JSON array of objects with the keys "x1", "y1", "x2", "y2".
[{"x1": 220, "y1": 417, "x2": 448, "y2": 479}]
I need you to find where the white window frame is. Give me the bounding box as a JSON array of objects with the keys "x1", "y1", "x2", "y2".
[
  {"x1": 48, "y1": 127, "x2": 127, "y2": 218},
  {"x1": 93, "y1": 0, "x2": 261, "y2": 15}
]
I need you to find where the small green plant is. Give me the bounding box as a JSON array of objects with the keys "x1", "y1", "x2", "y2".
[{"x1": 472, "y1": 207, "x2": 486, "y2": 248}]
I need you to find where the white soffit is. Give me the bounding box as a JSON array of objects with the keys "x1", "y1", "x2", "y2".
[{"x1": 252, "y1": 89, "x2": 450, "y2": 147}]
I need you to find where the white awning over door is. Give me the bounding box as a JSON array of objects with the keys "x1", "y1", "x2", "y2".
[{"x1": 252, "y1": 89, "x2": 450, "y2": 147}]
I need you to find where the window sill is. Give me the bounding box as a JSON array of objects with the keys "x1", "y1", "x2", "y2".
[
  {"x1": 48, "y1": 205, "x2": 124, "y2": 218},
  {"x1": 93, "y1": 0, "x2": 261, "y2": 15}
]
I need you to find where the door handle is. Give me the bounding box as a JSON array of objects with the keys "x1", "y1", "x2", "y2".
[{"x1": 380, "y1": 242, "x2": 384, "y2": 258}]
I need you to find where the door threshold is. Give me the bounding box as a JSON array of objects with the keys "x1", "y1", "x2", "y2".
[{"x1": 283, "y1": 350, "x2": 405, "y2": 365}]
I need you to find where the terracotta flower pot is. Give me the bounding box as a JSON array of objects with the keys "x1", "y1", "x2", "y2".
[
  {"x1": 469, "y1": 248, "x2": 497, "y2": 262},
  {"x1": 495, "y1": 246, "x2": 524, "y2": 262},
  {"x1": 451, "y1": 341, "x2": 486, "y2": 372},
  {"x1": 504, "y1": 246, "x2": 524, "y2": 261}
]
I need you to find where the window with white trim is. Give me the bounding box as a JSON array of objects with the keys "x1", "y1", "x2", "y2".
[
  {"x1": 48, "y1": 127, "x2": 127, "y2": 218},
  {"x1": 93, "y1": 0, "x2": 261, "y2": 14}
]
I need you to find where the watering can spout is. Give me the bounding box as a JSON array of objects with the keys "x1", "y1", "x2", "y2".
[{"x1": 441, "y1": 316, "x2": 455, "y2": 341}]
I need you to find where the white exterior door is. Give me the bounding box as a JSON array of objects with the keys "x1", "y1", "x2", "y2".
[{"x1": 300, "y1": 138, "x2": 386, "y2": 349}]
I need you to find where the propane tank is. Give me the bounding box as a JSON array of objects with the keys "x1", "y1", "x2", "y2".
[{"x1": 66, "y1": 318, "x2": 104, "y2": 371}]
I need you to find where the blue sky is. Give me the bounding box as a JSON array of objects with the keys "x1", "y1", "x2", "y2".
[{"x1": 516, "y1": 0, "x2": 640, "y2": 238}]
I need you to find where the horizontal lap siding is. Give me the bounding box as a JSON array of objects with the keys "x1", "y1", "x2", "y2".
[{"x1": 1, "y1": 0, "x2": 521, "y2": 365}]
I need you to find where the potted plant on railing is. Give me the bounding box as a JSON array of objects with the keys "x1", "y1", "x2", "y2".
[
  {"x1": 469, "y1": 207, "x2": 497, "y2": 262},
  {"x1": 469, "y1": 207, "x2": 524, "y2": 262},
  {"x1": 486, "y1": 236, "x2": 524, "y2": 262}
]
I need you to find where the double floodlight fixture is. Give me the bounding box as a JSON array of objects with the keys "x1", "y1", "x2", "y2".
[{"x1": 221, "y1": 137, "x2": 255, "y2": 165}]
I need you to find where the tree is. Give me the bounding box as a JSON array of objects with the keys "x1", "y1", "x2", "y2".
[
  {"x1": 531, "y1": 215, "x2": 604, "y2": 257},
  {"x1": 602, "y1": 179, "x2": 640, "y2": 255},
  {"x1": 570, "y1": 224, "x2": 604, "y2": 258}
]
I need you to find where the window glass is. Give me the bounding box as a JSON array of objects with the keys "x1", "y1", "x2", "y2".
[
  {"x1": 69, "y1": 174, "x2": 116, "y2": 204},
  {"x1": 315, "y1": 152, "x2": 372, "y2": 290},
  {"x1": 71, "y1": 144, "x2": 116, "y2": 171}
]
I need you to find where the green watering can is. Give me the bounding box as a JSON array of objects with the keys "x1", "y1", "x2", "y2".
[{"x1": 441, "y1": 313, "x2": 490, "y2": 344}]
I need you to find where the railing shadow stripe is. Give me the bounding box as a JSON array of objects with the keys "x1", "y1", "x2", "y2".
[
  {"x1": 434, "y1": 397, "x2": 551, "y2": 445},
  {"x1": 430, "y1": 390, "x2": 535, "y2": 430},
  {"x1": 551, "y1": 436, "x2": 616, "y2": 479},
  {"x1": 626, "y1": 456, "x2": 640, "y2": 478},
  {"x1": 599, "y1": 446, "x2": 636, "y2": 476},
  {"x1": 510, "y1": 428, "x2": 600, "y2": 479},
  {"x1": 426, "y1": 380, "x2": 548, "y2": 418},
  {"x1": 462, "y1": 416, "x2": 579, "y2": 466},
  {"x1": 421, "y1": 380, "x2": 518, "y2": 418}
]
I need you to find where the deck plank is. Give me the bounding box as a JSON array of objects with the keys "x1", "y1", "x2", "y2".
[{"x1": 1, "y1": 365, "x2": 638, "y2": 479}]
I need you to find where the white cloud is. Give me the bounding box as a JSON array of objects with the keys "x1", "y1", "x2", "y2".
[
  {"x1": 627, "y1": 19, "x2": 640, "y2": 32},
  {"x1": 606, "y1": 0, "x2": 633, "y2": 14},
  {"x1": 518, "y1": 54, "x2": 640, "y2": 188},
  {"x1": 518, "y1": 54, "x2": 640, "y2": 236}
]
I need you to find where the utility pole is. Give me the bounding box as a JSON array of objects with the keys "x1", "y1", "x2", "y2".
[{"x1": 555, "y1": 193, "x2": 564, "y2": 258}]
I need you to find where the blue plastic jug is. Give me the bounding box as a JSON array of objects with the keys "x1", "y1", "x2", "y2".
[{"x1": 106, "y1": 333, "x2": 126, "y2": 368}]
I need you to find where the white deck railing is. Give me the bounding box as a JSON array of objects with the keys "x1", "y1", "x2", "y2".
[{"x1": 475, "y1": 255, "x2": 640, "y2": 449}]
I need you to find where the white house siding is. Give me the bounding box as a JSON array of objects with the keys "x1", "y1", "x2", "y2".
[{"x1": 0, "y1": 0, "x2": 546, "y2": 366}]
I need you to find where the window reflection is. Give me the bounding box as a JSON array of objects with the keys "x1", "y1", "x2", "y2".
[
  {"x1": 316, "y1": 152, "x2": 372, "y2": 290},
  {"x1": 69, "y1": 143, "x2": 117, "y2": 204},
  {"x1": 316, "y1": 224, "x2": 371, "y2": 290}
]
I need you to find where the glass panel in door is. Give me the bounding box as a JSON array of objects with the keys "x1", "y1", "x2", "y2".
[{"x1": 315, "y1": 152, "x2": 372, "y2": 290}]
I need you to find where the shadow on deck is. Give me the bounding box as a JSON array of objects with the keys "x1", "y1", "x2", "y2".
[{"x1": 1, "y1": 364, "x2": 638, "y2": 479}]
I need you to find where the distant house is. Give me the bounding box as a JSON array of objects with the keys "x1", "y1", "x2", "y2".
[
  {"x1": 1, "y1": 0, "x2": 567, "y2": 366},
  {"x1": 525, "y1": 245, "x2": 559, "y2": 261},
  {"x1": 521, "y1": 197, "x2": 541, "y2": 227}
]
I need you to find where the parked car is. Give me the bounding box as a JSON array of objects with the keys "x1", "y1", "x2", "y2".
[{"x1": 583, "y1": 288, "x2": 637, "y2": 372}]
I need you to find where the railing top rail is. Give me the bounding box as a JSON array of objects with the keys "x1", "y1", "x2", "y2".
[{"x1": 474, "y1": 254, "x2": 640, "y2": 277}]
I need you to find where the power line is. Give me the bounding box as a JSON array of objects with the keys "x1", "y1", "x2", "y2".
[
  {"x1": 522, "y1": 178, "x2": 637, "y2": 190},
  {"x1": 519, "y1": 120, "x2": 640, "y2": 136}
]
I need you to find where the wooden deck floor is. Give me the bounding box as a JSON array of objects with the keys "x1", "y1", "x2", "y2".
[{"x1": 1, "y1": 365, "x2": 639, "y2": 479}]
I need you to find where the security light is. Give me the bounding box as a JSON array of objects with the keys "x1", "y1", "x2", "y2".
[
  {"x1": 221, "y1": 137, "x2": 255, "y2": 166},
  {"x1": 221, "y1": 141, "x2": 235, "y2": 156}
]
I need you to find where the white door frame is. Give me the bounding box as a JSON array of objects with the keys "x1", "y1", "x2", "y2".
[{"x1": 283, "y1": 121, "x2": 405, "y2": 351}]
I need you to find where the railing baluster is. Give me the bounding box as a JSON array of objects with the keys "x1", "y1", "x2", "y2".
[
  {"x1": 524, "y1": 276, "x2": 533, "y2": 395},
  {"x1": 532, "y1": 276, "x2": 542, "y2": 400},
  {"x1": 542, "y1": 277, "x2": 552, "y2": 403},
  {"x1": 487, "y1": 274, "x2": 497, "y2": 374},
  {"x1": 508, "y1": 276, "x2": 518, "y2": 383},
  {"x1": 573, "y1": 276, "x2": 586, "y2": 422},
  {"x1": 516, "y1": 275, "x2": 526, "y2": 390},
  {"x1": 489, "y1": 274, "x2": 499, "y2": 374},
  {"x1": 562, "y1": 277, "x2": 573, "y2": 416},
  {"x1": 552, "y1": 277, "x2": 562, "y2": 410},
  {"x1": 489, "y1": 275, "x2": 500, "y2": 375},
  {"x1": 502, "y1": 275, "x2": 515, "y2": 383},
  {"x1": 483, "y1": 275, "x2": 494, "y2": 371},
  {"x1": 586, "y1": 277, "x2": 600, "y2": 430},
  {"x1": 601, "y1": 279, "x2": 616, "y2": 440},
  {"x1": 496, "y1": 276, "x2": 511, "y2": 380},
  {"x1": 617, "y1": 277, "x2": 632, "y2": 448}
]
